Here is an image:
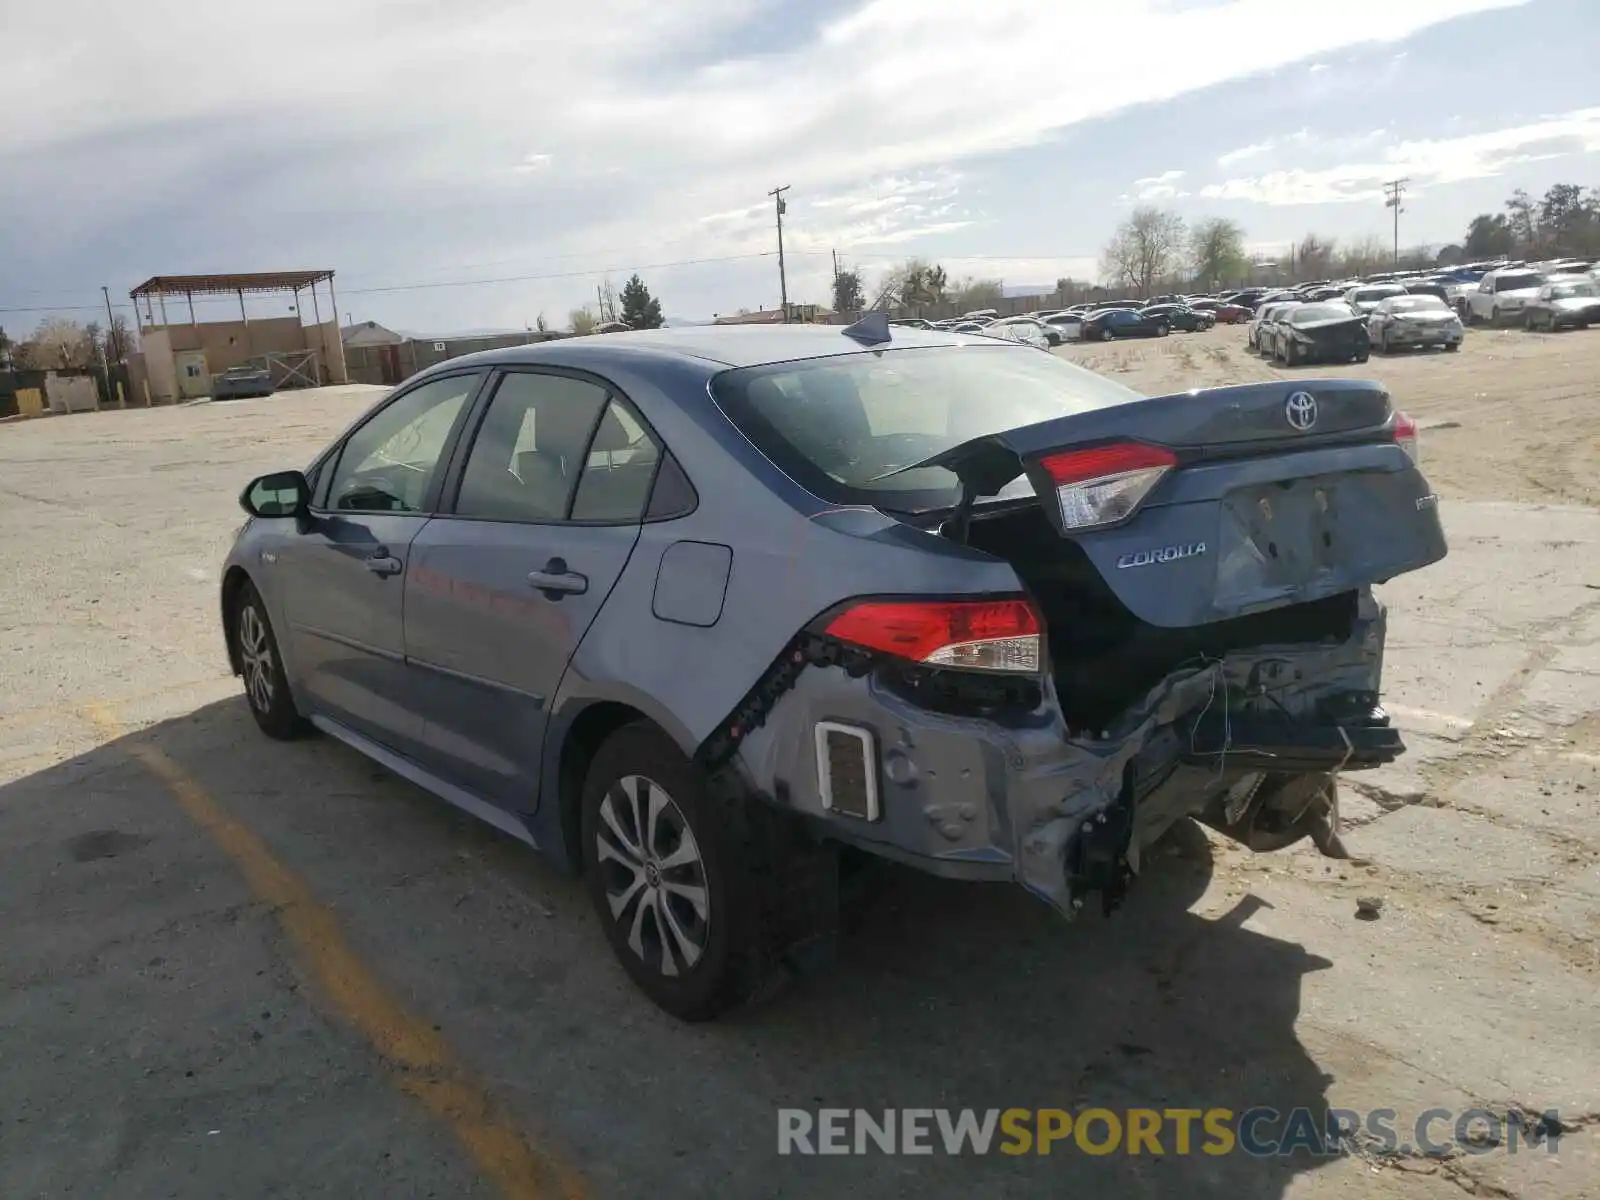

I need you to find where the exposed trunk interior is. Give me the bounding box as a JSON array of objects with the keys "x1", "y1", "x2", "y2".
[{"x1": 966, "y1": 505, "x2": 1360, "y2": 731}]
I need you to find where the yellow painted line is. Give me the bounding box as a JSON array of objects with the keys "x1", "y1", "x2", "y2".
[
  {"x1": 4, "y1": 677, "x2": 226, "y2": 731},
  {"x1": 85, "y1": 703, "x2": 585, "y2": 1200}
]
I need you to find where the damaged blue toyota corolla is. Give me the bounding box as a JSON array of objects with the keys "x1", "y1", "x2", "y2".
[{"x1": 222, "y1": 318, "x2": 1446, "y2": 1020}]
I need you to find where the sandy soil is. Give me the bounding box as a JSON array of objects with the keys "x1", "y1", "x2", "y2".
[{"x1": 1058, "y1": 323, "x2": 1599, "y2": 508}]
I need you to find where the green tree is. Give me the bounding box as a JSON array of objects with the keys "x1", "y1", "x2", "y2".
[
  {"x1": 619, "y1": 274, "x2": 664, "y2": 329},
  {"x1": 569, "y1": 306, "x2": 597, "y2": 335},
  {"x1": 1463, "y1": 213, "x2": 1514, "y2": 257},
  {"x1": 1188, "y1": 218, "x2": 1248, "y2": 289},
  {"x1": 952, "y1": 277, "x2": 1004, "y2": 311},
  {"x1": 831, "y1": 269, "x2": 864, "y2": 313}
]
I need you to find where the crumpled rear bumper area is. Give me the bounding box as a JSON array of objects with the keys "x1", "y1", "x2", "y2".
[{"x1": 720, "y1": 590, "x2": 1394, "y2": 920}]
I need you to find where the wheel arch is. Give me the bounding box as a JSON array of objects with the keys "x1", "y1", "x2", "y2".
[
  {"x1": 539, "y1": 689, "x2": 699, "y2": 874},
  {"x1": 220, "y1": 565, "x2": 253, "y2": 675}
]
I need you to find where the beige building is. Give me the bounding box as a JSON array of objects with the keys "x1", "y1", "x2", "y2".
[{"x1": 130, "y1": 270, "x2": 348, "y2": 403}]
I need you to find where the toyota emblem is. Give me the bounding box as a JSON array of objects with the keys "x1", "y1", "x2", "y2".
[{"x1": 1285, "y1": 390, "x2": 1318, "y2": 431}]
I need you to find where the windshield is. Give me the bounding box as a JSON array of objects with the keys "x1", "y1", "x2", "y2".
[
  {"x1": 1385, "y1": 296, "x2": 1449, "y2": 313},
  {"x1": 1494, "y1": 272, "x2": 1543, "y2": 291},
  {"x1": 1551, "y1": 281, "x2": 1598, "y2": 298},
  {"x1": 1351, "y1": 287, "x2": 1404, "y2": 303},
  {"x1": 711, "y1": 346, "x2": 1141, "y2": 510}
]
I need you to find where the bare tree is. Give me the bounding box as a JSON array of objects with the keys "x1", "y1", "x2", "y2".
[
  {"x1": 1295, "y1": 234, "x2": 1337, "y2": 281},
  {"x1": 1100, "y1": 207, "x2": 1186, "y2": 297},
  {"x1": 28, "y1": 316, "x2": 96, "y2": 368},
  {"x1": 952, "y1": 277, "x2": 1004, "y2": 311},
  {"x1": 1187, "y1": 218, "x2": 1247, "y2": 290},
  {"x1": 535, "y1": 312, "x2": 549, "y2": 334},
  {"x1": 1337, "y1": 235, "x2": 1390, "y2": 279}
]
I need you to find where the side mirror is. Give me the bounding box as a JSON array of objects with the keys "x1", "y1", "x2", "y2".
[{"x1": 240, "y1": 470, "x2": 311, "y2": 518}]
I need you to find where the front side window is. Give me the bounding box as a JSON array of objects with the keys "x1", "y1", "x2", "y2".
[
  {"x1": 454, "y1": 371, "x2": 611, "y2": 522},
  {"x1": 712, "y1": 345, "x2": 1141, "y2": 511},
  {"x1": 326, "y1": 373, "x2": 479, "y2": 512}
]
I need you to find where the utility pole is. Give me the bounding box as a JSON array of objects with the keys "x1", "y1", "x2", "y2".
[
  {"x1": 769, "y1": 185, "x2": 791, "y2": 322},
  {"x1": 1384, "y1": 179, "x2": 1408, "y2": 268},
  {"x1": 101, "y1": 285, "x2": 122, "y2": 361}
]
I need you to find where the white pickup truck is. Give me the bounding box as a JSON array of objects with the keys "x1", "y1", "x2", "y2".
[{"x1": 1465, "y1": 268, "x2": 1546, "y2": 325}]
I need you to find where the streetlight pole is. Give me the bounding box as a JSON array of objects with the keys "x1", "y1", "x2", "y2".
[
  {"x1": 1384, "y1": 178, "x2": 1408, "y2": 268},
  {"x1": 769, "y1": 184, "x2": 791, "y2": 322}
]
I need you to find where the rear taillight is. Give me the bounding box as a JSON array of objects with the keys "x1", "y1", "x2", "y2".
[
  {"x1": 1392, "y1": 410, "x2": 1419, "y2": 464},
  {"x1": 824, "y1": 598, "x2": 1041, "y2": 673},
  {"x1": 1036, "y1": 442, "x2": 1176, "y2": 530}
]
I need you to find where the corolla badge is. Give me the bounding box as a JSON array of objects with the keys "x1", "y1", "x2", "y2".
[
  {"x1": 1116, "y1": 542, "x2": 1207, "y2": 569},
  {"x1": 1285, "y1": 390, "x2": 1318, "y2": 431}
]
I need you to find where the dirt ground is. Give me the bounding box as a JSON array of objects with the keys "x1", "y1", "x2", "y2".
[
  {"x1": 1062, "y1": 324, "x2": 1600, "y2": 509},
  {"x1": 1, "y1": 327, "x2": 1598, "y2": 1200}
]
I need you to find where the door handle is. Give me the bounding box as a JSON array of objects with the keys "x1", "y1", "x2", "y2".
[
  {"x1": 365, "y1": 548, "x2": 403, "y2": 577},
  {"x1": 527, "y1": 557, "x2": 588, "y2": 597}
]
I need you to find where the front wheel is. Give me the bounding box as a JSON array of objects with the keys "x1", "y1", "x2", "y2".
[
  {"x1": 235, "y1": 581, "x2": 307, "y2": 740},
  {"x1": 1354, "y1": 349, "x2": 1370, "y2": 363},
  {"x1": 1445, "y1": 341, "x2": 1460, "y2": 352},
  {"x1": 1156, "y1": 323, "x2": 1169, "y2": 337},
  {"x1": 581, "y1": 724, "x2": 798, "y2": 1021},
  {"x1": 1283, "y1": 341, "x2": 1298, "y2": 366}
]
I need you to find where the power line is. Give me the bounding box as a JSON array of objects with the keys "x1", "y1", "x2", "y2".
[{"x1": 339, "y1": 251, "x2": 776, "y2": 295}]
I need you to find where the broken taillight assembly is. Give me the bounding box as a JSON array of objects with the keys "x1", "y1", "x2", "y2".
[
  {"x1": 824, "y1": 598, "x2": 1042, "y2": 673},
  {"x1": 1392, "y1": 410, "x2": 1419, "y2": 465},
  {"x1": 1036, "y1": 442, "x2": 1176, "y2": 530}
]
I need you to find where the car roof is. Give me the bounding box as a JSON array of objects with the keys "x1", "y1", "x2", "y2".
[{"x1": 418, "y1": 324, "x2": 975, "y2": 374}]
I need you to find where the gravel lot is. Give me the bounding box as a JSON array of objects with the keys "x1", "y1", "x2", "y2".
[{"x1": 2, "y1": 326, "x2": 1597, "y2": 1199}]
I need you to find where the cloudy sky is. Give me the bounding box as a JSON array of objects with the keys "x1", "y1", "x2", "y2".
[{"x1": 2, "y1": 0, "x2": 1596, "y2": 334}]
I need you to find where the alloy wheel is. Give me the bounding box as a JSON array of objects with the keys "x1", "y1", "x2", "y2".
[
  {"x1": 239, "y1": 604, "x2": 275, "y2": 713},
  {"x1": 595, "y1": 774, "x2": 710, "y2": 977}
]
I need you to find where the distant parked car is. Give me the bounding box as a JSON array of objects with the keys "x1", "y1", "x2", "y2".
[
  {"x1": 1079, "y1": 308, "x2": 1170, "y2": 340},
  {"x1": 1139, "y1": 303, "x2": 1213, "y2": 332},
  {"x1": 889, "y1": 318, "x2": 935, "y2": 330},
  {"x1": 1039, "y1": 311, "x2": 1085, "y2": 342},
  {"x1": 1190, "y1": 299, "x2": 1251, "y2": 324},
  {"x1": 1270, "y1": 302, "x2": 1371, "y2": 365},
  {"x1": 212, "y1": 365, "x2": 275, "y2": 400},
  {"x1": 1465, "y1": 269, "x2": 1546, "y2": 325},
  {"x1": 984, "y1": 317, "x2": 1053, "y2": 350},
  {"x1": 1522, "y1": 278, "x2": 1600, "y2": 331},
  {"x1": 1343, "y1": 284, "x2": 1408, "y2": 316},
  {"x1": 1248, "y1": 301, "x2": 1302, "y2": 353},
  {"x1": 1367, "y1": 295, "x2": 1463, "y2": 353}
]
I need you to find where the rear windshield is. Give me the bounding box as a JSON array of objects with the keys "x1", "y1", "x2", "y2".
[
  {"x1": 1351, "y1": 287, "x2": 1404, "y2": 302},
  {"x1": 1385, "y1": 296, "x2": 1449, "y2": 312},
  {"x1": 1290, "y1": 304, "x2": 1356, "y2": 323},
  {"x1": 1493, "y1": 272, "x2": 1543, "y2": 291},
  {"x1": 711, "y1": 346, "x2": 1141, "y2": 510},
  {"x1": 1550, "y1": 281, "x2": 1597, "y2": 298}
]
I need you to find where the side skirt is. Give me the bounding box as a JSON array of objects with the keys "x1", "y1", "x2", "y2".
[{"x1": 309, "y1": 714, "x2": 540, "y2": 850}]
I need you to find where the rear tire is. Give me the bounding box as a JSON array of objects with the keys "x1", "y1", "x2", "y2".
[
  {"x1": 1283, "y1": 341, "x2": 1299, "y2": 366},
  {"x1": 1445, "y1": 341, "x2": 1460, "y2": 351},
  {"x1": 1156, "y1": 323, "x2": 1170, "y2": 337},
  {"x1": 580, "y1": 723, "x2": 818, "y2": 1021},
  {"x1": 235, "y1": 581, "x2": 308, "y2": 740}
]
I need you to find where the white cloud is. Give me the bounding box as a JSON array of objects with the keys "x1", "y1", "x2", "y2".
[
  {"x1": 1132, "y1": 169, "x2": 1186, "y2": 200},
  {"x1": 0, "y1": 0, "x2": 1531, "y2": 323},
  {"x1": 1202, "y1": 107, "x2": 1600, "y2": 205},
  {"x1": 1218, "y1": 140, "x2": 1275, "y2": 168}
]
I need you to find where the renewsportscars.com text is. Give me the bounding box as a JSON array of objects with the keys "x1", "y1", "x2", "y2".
[{"x1": 777, "y1": 1107, "x2": 1565, "y2": 1157}]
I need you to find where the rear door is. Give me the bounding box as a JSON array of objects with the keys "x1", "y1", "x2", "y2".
[
  {"x1": 402, "y1": 369, "x2": 662, "y2": 809},
  {"x1": 280, "y1": 371, "x2": 483, "y2": 754}
]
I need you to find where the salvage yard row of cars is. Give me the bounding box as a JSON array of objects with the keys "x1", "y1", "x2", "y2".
[{"x1": 888, "y1": 255, "x2": 1598, "y2": 365}]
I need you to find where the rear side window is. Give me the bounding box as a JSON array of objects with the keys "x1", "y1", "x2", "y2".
[
  {"x1": 570, "y1": 400, "x2": 662, "y2": 522},
  {"x1": 711, "y1": 345, "x2": 1139, "y2": 511}
]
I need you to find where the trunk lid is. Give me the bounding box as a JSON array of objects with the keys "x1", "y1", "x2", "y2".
[
  {"x1": 1295, "y1": 317, "x2": 1369, "y2": 353},
  {"x1": 920, "y1": 379, "x2": 1447, "y2": 627}
]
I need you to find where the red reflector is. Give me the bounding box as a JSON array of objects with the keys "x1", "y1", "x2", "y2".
[
  {"x1": 1392, "y1": 411, "x2": 1417, "y2": 442},
  {"x1": 824, "y1": 599, "x2": 1040, "y2": 661},
  {"x1": 1038, "y1": 442, "x2": 1176, "y2": 485}
]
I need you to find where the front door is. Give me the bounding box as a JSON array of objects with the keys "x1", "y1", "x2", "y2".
[
  {"x1": 279, "y1": 371, "x2": 482, "y2": 753},
  {"x1": 404, "y1": 370, "x2": 662, "y2": 809}
]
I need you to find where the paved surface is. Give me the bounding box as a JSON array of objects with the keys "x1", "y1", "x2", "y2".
[{"x1": 1, "y1": 344, "x2": 1597, "y2": 1198}]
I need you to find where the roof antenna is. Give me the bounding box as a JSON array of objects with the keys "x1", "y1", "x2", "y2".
[{"x1": 841, "y1": 311, "x2": 891, "y2": 345}]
